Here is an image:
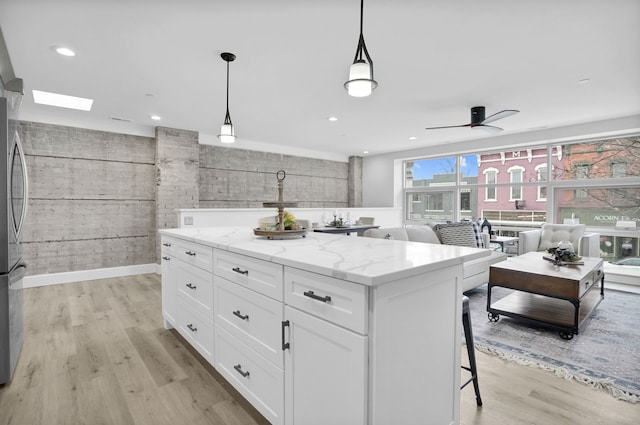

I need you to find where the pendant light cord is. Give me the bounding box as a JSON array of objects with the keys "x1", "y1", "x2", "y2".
[
  {"x1": 356, "y1": 0, "x2": 364, "y2": 61},
  {"x1": 225, "y1": 59, "x2": 232, "y2": 125},
  {"x1": 352, "y1": 0, "x2": 373, "y2": 72},
  {"x1": 359, "y1": 0, "x2": 364, "y2": 36}
]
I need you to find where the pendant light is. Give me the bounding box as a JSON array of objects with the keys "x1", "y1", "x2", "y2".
[
  {"x1": 218, "y1": 52, "x2": 236, "y2": 143},
  {"x1": 344, "y1": 0, "x2": 377, "y2": 97}
]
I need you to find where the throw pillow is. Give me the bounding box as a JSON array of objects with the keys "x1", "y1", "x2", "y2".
[
  {"x1": 434, "y1": 222, "x2": 481, "y2": 248},
  {"x1": 472, "y1": 221, "x2": 486, "y2": 248}
]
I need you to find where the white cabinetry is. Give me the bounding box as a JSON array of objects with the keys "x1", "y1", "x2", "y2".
[
  {"x1": 160, "y1": 228, "x2": 471, "y2": 425},
  {"x1": 213, "y1": 250, "x2": 285, "y2": 425},
  {"x1": 160, "y1": 237, "x2": 177, "y2": 328},
  {"x1": 283, "y1": 305, "x2": 367, "y2": 425},
  {"x1": 161, "y1": 235, "x2": 214, "y2": 363},
  {"x1": 282, "y1": 268, "x2": 368, "y2": 425}
]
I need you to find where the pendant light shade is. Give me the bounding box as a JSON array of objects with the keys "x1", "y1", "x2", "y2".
[
  {"x1": 344, "y1": 0, "x2": 377, "y2": 97},
  {"x1": 219, "y1": 122, "x2": 235, "y2": 143},
  {"x1": 218, "y1": 52, "x2": 236, "y2": 143}
]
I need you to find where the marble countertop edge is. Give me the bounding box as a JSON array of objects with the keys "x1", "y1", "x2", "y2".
[{"x1": 159, "y1": 227, "x2": 490, "y2": 286}]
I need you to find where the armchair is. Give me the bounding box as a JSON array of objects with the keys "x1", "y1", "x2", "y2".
[{"x1": 518, "y1": 223, "x2": 600, "y2": 257}]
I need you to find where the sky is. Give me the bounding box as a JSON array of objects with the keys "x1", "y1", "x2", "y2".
[{"x1": 412, "y1": 155, "x2": 479, "y2": 180}]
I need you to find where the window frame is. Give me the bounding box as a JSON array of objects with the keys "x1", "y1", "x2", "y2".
[
  {"x1": 483, "y1": 167, "x2": 498, "y2": 202},
  {"x1": 507, "y1": 165, "x2": 525, "y2": 201},
  {"x1": 402, "y1": 137, "x2": 639, "y2": 227}
]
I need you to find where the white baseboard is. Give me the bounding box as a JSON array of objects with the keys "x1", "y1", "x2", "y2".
[{"x1": 23, "y1": 263, "x2": 161, "y2": 288}]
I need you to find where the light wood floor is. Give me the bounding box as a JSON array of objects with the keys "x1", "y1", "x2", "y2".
[{"x1": 1, "y1": 274, "x2": 638, "y2": 425}]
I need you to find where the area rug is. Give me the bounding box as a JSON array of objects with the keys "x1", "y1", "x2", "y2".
[{"x1": 465, "y1": 285, "x2": 640, "y2": 403}]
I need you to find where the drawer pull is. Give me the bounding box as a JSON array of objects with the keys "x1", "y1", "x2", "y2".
[
  {"x1": 233, "y1": 364, "x2": 250, "y2": 378},
  {"x1": 162, "y1": 256, "x2": 170, "y2": 261},
  {"x1": 303, "y1": 290, "x2": 332, "y2": 303},
  {"x1": 186, "y1": 283, "x2": 197, "y2": 290},
  {"x1": 232, "y1": 267, "x2": 249, "y2": 275},
  {"x1": 187, "y1": 324, "x2": 197, "y2": 333},
  {"x1": 185, "y1": 251, "x2": 196, "y2": 256},
  {"x1": 282, "y1": 320, "x2": 290, "y2": 350},
  {"x1": 162, "y1": 242, "x2": 171, "y2": 247},
  {"x1": 233, "y1": 310, "x2": 249, "y2": 321}
]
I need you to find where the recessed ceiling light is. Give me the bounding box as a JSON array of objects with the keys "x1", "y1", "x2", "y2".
[
  {"x1": 363, "y1": 150, "x2": 369, "y2": 154},
  {"x1": 408, "y1": 136, "x2": 417, "y2": 140},
  {"x1": 150, "y1": 114, "x2": 161, "y2": 121},
  {"x1": 32, "y1": 90, "x2": 93, "y2": 111},
  {"x1": 327, "y1": 116, "x2": 338, "y2": 122},
  {"x1": 52, "y1": 46, "x2": 76, "y2": 57},
  {"x1": 578, "y1": 78, "x2": 591, "y2": 84}
]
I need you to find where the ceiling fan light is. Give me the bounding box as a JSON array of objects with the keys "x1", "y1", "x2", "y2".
[
  {"x1": 345, "y1": 61, "x2": 377, "y2": 97},
  {"x1": 218, "y1": 123, "x2": 236, "y2": 143}
]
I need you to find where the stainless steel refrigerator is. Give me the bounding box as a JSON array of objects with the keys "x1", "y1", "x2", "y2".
[{"x1": 0, "y1": 87, "x2": 27, "y2": 385}]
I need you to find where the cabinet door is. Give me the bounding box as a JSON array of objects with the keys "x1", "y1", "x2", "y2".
[
  {"x1": 284, "y1": 306, "x2": 367, "y2": 425},
  {"x1": 161, "y1": 254, "x2": 177, "y2": 328}
]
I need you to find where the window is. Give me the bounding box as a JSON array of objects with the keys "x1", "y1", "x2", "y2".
[
  {"x1": 406, "y1": 191, "x2": 454, "y2": 221},
  {"x1": 483, "y1": 168, "x2": 498, "y2": 201},
  {"x1": 508, "y1": 166, "x2": 524, "y2": 200},
  {"x1": 574, "y1": 164, "x2": 589, "y2": 199},
  {"x1": 404, "y1": 157, "x2": 457, "y2": 188},
  {"x1": 460, "y1": 190, "x2": 471, "y2": 211},
  {"x1": 402, "y1": 137, "x2": 639, "y2": 240},
  {"x1": 535, "y1": 164, "x2": 547, "y2": 200}
]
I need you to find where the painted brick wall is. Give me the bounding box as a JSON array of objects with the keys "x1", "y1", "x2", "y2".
[
  {"x1": 20, "y1": 122, "x2": 357, "y2": 276},
  {"x1": 20, "y1": 122, "x2": 156, "y2": 275},
  {"x1": 155, "y1": 126, "x2": 199, "y2": 259},
  {"x1": 199, "y1": 145, "x2": 349, "y2": 208}
]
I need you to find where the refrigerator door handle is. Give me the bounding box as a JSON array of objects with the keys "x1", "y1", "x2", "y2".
[{"x1": 14, "y1": 132, "x2": 28, "y2": 241}]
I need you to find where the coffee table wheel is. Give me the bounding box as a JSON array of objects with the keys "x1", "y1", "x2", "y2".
[
  {"x1": 559, "y1": 331, "x2": 574, "y2": 340},
  {"x1": 488, "y1": 312, "x2": 500, "y2": 322}
]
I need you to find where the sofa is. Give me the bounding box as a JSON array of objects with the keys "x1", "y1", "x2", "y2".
[
  {"x1": 518, "y1": 223, "x2": 600, "y2": 257},
  {"x1": 363, "y1": 224, "x2": 507, "y2": 293}
]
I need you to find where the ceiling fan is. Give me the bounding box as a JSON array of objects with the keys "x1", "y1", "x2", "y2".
[{"x1": 425, "y1": 106, "x2": 519, "y2": 134}]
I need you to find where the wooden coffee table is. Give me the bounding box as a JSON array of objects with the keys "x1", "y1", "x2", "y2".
[{"x1": 487, "y1": 252, "x2": 605, "y2": 340}]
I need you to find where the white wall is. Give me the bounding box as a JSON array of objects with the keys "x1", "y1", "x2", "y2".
[{"x1": 362, "y1": 115, "x2": 640, "y2": 208}]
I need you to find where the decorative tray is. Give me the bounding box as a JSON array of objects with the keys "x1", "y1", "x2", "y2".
[{"x1": 253, "y1": 228, "x2": 308, "y2": 240}]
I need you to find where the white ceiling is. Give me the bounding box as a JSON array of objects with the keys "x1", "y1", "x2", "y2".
[{"x1": 1, "y1": 0, "x2": 639, "y2": 161}]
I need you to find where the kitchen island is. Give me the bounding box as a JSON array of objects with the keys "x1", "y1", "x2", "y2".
[{"x1": 159, "y1": 227, "x2": 490, "y2": 425}]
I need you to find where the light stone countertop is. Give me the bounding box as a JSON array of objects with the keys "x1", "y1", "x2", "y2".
[{"x1": 159, "y1": 226, "x2": 490, "y2": 286}]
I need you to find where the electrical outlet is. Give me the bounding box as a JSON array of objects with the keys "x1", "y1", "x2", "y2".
[{"x1": 184, "y1": 216, "x2": 194, "y2": 226}]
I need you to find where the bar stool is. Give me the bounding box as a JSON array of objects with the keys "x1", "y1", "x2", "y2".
[{"x1": 461, "y1": 295, "x2": 483, "y2": 406}]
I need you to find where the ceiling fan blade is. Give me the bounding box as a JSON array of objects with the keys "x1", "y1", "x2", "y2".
[
  {"x1": 425, "y1": 123, "x2": 471, "y2": 130},
  {"x1": 471, "y1": 124, "x2": 503, "y2": 134},
  {"x1": 481, "y1": 109, "x2": 519, "y2": 125}
]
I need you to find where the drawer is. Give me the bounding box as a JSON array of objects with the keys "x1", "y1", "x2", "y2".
[
  {"x1": 161, "y1": 236, "x2": 179, "y2": 256},
  {"x1": 580, "y1": 266, "x2": 604, "y2": 298},
  {"x1": 177, "y1": 260, "x2": 214, "y2": 321},
  {"x1": 215, "y1": 277, "x2": 284, "y2": 367},
  {"x1": 177, "y1": 297, "x2": 214, "y2": 363},
  {"x1": 284, "y1": 267, "x2": 368, "y2": 334},
  {"x1": 214, "y1": 250, "x2": 284, "y2": 301},
  {"x1": 174, "y1": 239, "x2": 213, "y2": 271},
  {"x1": 215, "y1": 325, "x2": 284, "y2": 425}
]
